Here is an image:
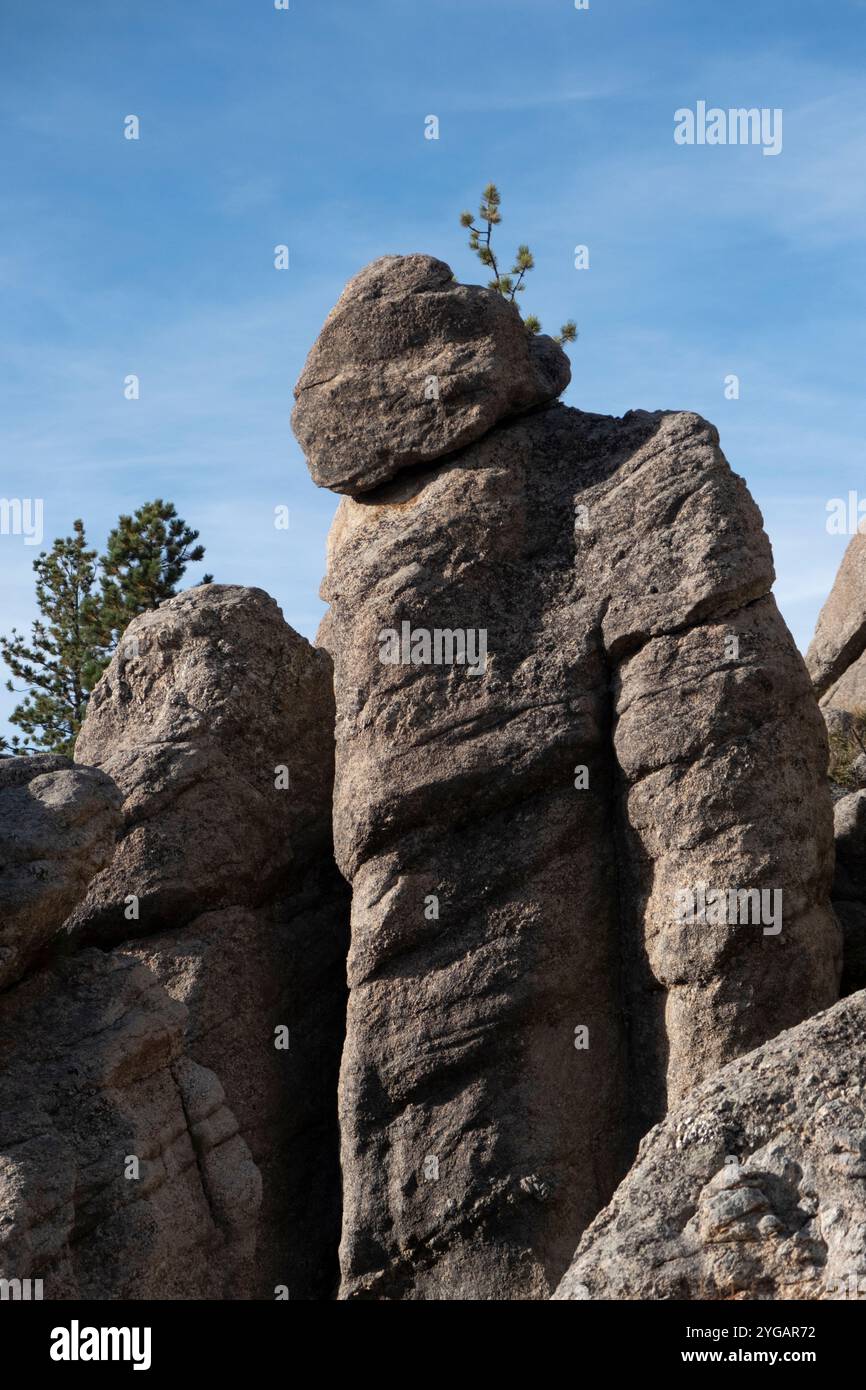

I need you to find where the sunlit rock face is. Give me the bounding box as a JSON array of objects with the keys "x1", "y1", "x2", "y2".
[
  {"x1": 298, "y1": 256, "x2": 839, "y2": 1300},
  {"x1": 555, "y1": 991, "x2": 866, "y2": 1302}
]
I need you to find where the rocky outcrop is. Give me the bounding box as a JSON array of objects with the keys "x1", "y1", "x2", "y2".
[
  {"x1": 292, "y1": 254, "x2": 570, "y2": 496},
  {"x1": 805, "y1": 541, "x2": 866, "y2": 993},
  {"x1": 0, "y1": 755, "x2": 120, "y2": 991},
  {"x1": 1, "y1": 252, "x2": 850, "y2": 1305},
  {"x1": 829, "y1": 792, "x2": 866, "y2": 996},
  {"x1": 67, "y1": 584, "x2": 337, "y2": 945},
  {"x1": 125, "y1": 893, "x2": 348, "y2": 1299},
  {"x1": 554, "y1": 990, "x2": 866, "y2": 1301},
  {"x1": 298, "y1": 256, "x2": 841, "y2": 1300},
  {"x1": 0, "y1": 950, "x2": 261, "y2": 1299},
  {"x1": 806, "y1": 532, "x2": 866, "y2": 706},
  {"x1": 0, "y1": 585, "x2": 349, "y2": 1299}
]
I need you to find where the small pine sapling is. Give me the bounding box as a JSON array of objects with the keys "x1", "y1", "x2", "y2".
[{"x1": 460, "y1": 184, "x2": 577, "y2": 345}]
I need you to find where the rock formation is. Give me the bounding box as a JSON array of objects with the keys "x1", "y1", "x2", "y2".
[
  {"x1": 0, "y1": 949, "x2": 262, "y2": 1299},
  {"x1": 123, "y1": 895, "x2": 348, "y2": 1300},
  {"x1": 806, "y1": 532, "x2": 866, "y2": 714},
  {"x1": 67, "y1": 584, "x2": 336, "y2": 945},
  {"x1": 0, "y1": 586, "x2": 349, "y2": 1299},
  {"x1": 830, "y1": 792, "x2": 866, "y2": 995},
  {"x1": 805, "y1": 537, "x2": 866, "y2": 995},
  {"x1": 0, "y1": 755, "x2": 120, "y2": 991},
  {"x1": 0, "y1": 252, "x2": 853, "y2": 1305},
  {"x1": 296, "y1": 254, "x2": 841, "y2": 1299},
  {"x1": 554, "y1": 989, "x2": 866, "y2": 1301}
]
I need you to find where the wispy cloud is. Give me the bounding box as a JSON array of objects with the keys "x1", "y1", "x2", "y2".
[{"x1": 1, "y1": 1, "x2": 864, "y2": 736}]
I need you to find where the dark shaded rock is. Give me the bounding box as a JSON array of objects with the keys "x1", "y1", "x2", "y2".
[
  {"x1": 0, "y1": 950, "x2": 262, "y2": 1299},
  {"x1": 829, "y1": 791, "x2": 866, "y2": 996},
  {"x1": 806, "y1": 529, "x2": 866, "y2": 990},
  {"x1": 125, "y1": 887, "x2": 348, "y2": 1300},
  {"x1": 835, "y1": 902, "x2": 866, "y2": 998},
  {"x1": 832, "y1": 791, "x2": 866, "y2": 900}
]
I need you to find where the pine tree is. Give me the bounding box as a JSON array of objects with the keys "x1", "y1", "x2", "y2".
[
  {"x1": 459, "y1": 183, "x2": 577, "y2": 345},
  {"x1": 0, "y1": 521, "x2": 108, "y2": 756},
  {"x1": 0, "y1": 500, "x2": 212, "y2": 756},
  {"x1": 99, "y1": 499, "x2": 212, "y2": 645}
]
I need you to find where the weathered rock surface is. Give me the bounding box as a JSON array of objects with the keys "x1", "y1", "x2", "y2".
[
  {"x1": 292, "y1": 254, "x2": 570, "y2": 496},
  {"x1": 2, "y1": 250, "x2": 851, "y2": 1304},
  {"x1": 68, "y1": 584, "x2": 336, "y2": 944},
  {"x1": 554, "y1": 990, "x2": 866, "y2": 1301},
  {"x1": 829, "y1": 791, "x2": 866, "y2": 996},
  {"x1": 821, "y1": 660, "x2": 866, "y2": 729},
  {"x1": 0, "y1": 755, "x2": 120, "y2": 991},
  {"x1": 805, "y1": 541, "x2": 866, "y2": 992},
  {"x1": 806, "y1": 532, "x2": 866, "y2": 702},
  {"x1": 125, "y1": 892, "x2": 348, "y2": 1299},
  {"x1": 298, "y1": 258, "x2": 840, "y2": 1300},
  {"x1": 805, "y1": 532, "x2": 866, "y2": 755},
  {"x1": 1, "y1": 584, "x2": 349, "y2": 1299},
  {"x1": 0, "y1": 949, "x2": 262, "y2": 1299}
]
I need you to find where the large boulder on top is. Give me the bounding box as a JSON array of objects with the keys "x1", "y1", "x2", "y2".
[
  {"x1": 554, "y1": 990, "x2": 866, "y2": 1301},
  {"x1": 292, "y1": 254, "x2": 571, "y2": 496},
  {"x1": 0, "y1": 755, "x2": 120, "y2": 990}
]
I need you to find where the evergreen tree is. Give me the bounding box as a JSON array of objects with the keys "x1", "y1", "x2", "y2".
[
  {"x1": 459, "y1": 183, "x2": 577, "y2": 345},
  {"x1": 99, "y1": 498, "x2": 212, "y2": 644},
  {"x1": 1, "y1": 500, "x2": 212, "y2": 756},
  {"x1": 0, "y1": 521, "x2": 107, "y2": 755}
]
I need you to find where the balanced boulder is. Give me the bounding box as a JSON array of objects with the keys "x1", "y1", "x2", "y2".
[
  {"x1": 292, "y1": 253, "x2": 570, "y2": 496},
  {"x1": 298, "y1": 257, "x2": 841, "y2": 1299}
]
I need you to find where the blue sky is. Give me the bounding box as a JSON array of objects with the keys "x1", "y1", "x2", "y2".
[{"x1": 2, "y1": 0, "x2": 866, "y2": 741}]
